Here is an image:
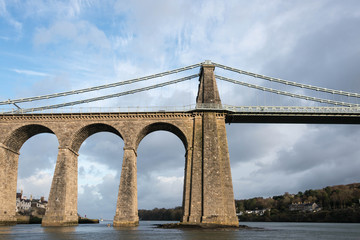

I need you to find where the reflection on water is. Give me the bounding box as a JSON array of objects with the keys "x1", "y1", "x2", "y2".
[
  {"x1": 0, "y1": 221, "x2": 359, "y2": 240},
  {"x1": 43, "y1": 226, "x2": 77, "y2": 239},
  {"x1": 0, "y1": 225, "x2": 14, "y2": 235},
  {"x1": 43, "y1": 227, "x2": 76, "y2": 233}
]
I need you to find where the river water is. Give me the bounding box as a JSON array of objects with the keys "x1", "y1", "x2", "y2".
[{"x1": 0, "y1": 221, "x2": 359, "y2": 240}]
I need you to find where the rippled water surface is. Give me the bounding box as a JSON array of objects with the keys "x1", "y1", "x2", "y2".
[{"x1": 0, "y1": 221, "x2": 359, "y2": 240}]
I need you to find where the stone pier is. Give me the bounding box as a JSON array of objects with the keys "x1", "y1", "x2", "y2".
[
  {"x1": 0, "y1": 144, "x2": 19, "y2": 225},
  {"x1": 42, "y1": 147, "x2": 79, "y2": 226},
  {"x1": 113, "y1": 147, "x2": 139, "y2": 226}
]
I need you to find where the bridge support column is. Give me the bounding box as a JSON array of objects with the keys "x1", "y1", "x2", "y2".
[
  {"x1": 181, "y1": 113, "x2": 238, "y2": 227},
  {"x1": 42, "y1": 147, "x2": 79, "y2": 226},
  {"x1": 181, "y1": 61, "x2": 238, "y2": 227},
  {"x1": 113, "y1": 147, "x2": 139, "y2": 227},
  {"x1": 183, "y1": 114, "x2": 203, "y2": 223},
  {"x1": 0, "y1": 144, "x2": 19, "y2": 225},
  {"x1": 201, "y1": 112, "x2": 238, "y2": 226},
  {"x1": 182, "y1": 147, "x2": 193, "y2": 222}
]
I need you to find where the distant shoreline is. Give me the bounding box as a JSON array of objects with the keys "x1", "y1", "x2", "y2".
[{"x1": 238, "y1": 208, "x2": 360, "y2": 223}]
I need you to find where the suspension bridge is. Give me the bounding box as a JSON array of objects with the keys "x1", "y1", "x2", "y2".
[
  {"x1": 1, "y1": 60, "x2": 360, "y2": 123},
  {"x1": 0, "y1": 61, "x2": 359, "y2": 227}
]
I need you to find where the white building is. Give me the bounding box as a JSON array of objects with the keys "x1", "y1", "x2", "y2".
[
  {"x1": 16, "y1": 199, "x2": 31, "y2": 212},
  {"x1": 16, "y1": 192, "x2": 48, "y2": 213}
]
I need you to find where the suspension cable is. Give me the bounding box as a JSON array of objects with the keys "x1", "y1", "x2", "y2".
[
  {"x1": 0, "y1": 63, "x2": 202, "y2": 106},
  {"x1": 215, "y1": 75, "x2": 359, "y2": 107},
  {"x1": 8, "y1": 74, "x2": 199, "y2": 114},
  {"x1": 213, "y1": 62, "x2": 360, "y2": 98}
]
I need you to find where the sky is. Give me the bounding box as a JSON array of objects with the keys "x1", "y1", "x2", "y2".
[{"x1": 1, "y1": 0, "x2": 360, "y2": 219}]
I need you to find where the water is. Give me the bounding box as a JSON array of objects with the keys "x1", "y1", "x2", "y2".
[{"x1": 0, "y1": 221, "x2": 359, "y2": 240}]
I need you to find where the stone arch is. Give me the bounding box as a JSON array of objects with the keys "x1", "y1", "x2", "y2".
[
  {"x1": 135, "y1": 122, "x2": 188, "y2": 151},
  {"x1": 0, "y1": 124, "x2": 58, "y2": 225},
  {"x1": 70, "y1": 123, "x2": 123, "y2": 153},
  {"x1": 4, "y1": 124, "x2": 57, "y2": 153}
]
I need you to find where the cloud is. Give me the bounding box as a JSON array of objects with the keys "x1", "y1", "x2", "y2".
[
  {"x1": 78, "y1": 132, "x2": 124, "y2": 170},
  {"x1": 17, "y1": 170, "x2": 54, "y2": 200},
  {"x1": 0, "y1": 0, "x2": 22, "y2": 31},
  {"x1": 11, "y1": 69, "x2": 51, "y2": 77},
  {"x1": 18, "y1": 134, "x2": 58, "y2": 179},
  {"x1": 78, "y1": 173, "x2": 119, "y2": 219},
  {"x1": 4, "y1": 0, "x2": 360, "y2": 220},
  {"x1": 33, "y1": 20, "x2": 111, "y2": 50},
  {"x1": 138, "y1": 173, "x2": 184, "y2": 210},
  {"x1": 14, "y1": 0, "x2": 95, "y2": 20},
  {"x1": 77, "y1": 157, "x2": 118, "y2": 194},
  {"x1": 227, "y1": 124, "x2": 308, "y2": 165},
  {"x1": 266, "y1": 126, "x2": 360, "y2": 174},
  {"x1": 230, "y1": 124, "x2": 360, "y2": 199}
]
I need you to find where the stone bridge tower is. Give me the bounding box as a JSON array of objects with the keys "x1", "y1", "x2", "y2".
[{"x1": 181, "y1": 61, "x2": 238, "y2": 226}]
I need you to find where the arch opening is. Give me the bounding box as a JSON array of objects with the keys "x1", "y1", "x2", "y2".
[
  {"x1": 135, "y1": 122, "x2": 188, "y2": 152},
  {"x1": 71, "y1": 123, "x2": 123, "y2": 153},
  {"x1": 17, "y1": 133, "x2": 59, "y2": 216},
  {"x1": 74, "y1": 124, "x2": 124, "y2": 220},
  {"x1": 1, "y1": 124, "x2": 59, "y2": 221},
  {"x1": 137, "y1": 127, "x2": 187, "y2": 221}
]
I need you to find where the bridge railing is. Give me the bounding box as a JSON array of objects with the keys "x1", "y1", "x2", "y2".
[
  {"x1": 1, "y1": 104, "x2": 360, "y2": 114},
  {"x1": 222, "y1": 105, "x2": 360, "y2": 113},
  {"x1": 195, "y1": 104, "x2": 360, "y2": 113},
  {"x1": 0, "y1": 105, "x2": 197, "y2": 114}
]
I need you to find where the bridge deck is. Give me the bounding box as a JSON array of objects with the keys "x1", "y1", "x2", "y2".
[
  {"x1": 226, "y1": 112, "x2": 360, "y2": 124},
  {"x1": 1, "y1": 109, "x2": 360, "y2": 124}
]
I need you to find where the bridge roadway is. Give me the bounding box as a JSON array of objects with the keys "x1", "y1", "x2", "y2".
[
  {"x1": 4, "y1": 105, "x2": 360, "y2": 124},
  {"x1": 2, "y1": 108, "x2": 359, "y2": 124},
  {"x1": 194, "y1": 105, "x2": 360, "y2": 124},
  {"x1": 225, "y1": 111, "x2": 360, "y2": 124}
]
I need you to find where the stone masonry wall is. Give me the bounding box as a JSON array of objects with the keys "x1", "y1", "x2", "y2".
[{"x1": 0, "y1": 113, "x2": 195, "y2": 226}]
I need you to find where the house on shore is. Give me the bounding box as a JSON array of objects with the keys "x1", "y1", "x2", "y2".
[
  {"x1": 289, "y1": 202, "x2": 321, "y2": 212},
  {"x1": 16, "y1": 191, "x2": 48, "y2": 215}
]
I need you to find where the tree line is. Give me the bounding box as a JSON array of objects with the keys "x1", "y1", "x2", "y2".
[
  {"x1": 235, "y1": 183, "x2": 360, "y2": 212},
  {"x1": 138, "y1": 207, "x2": 183, "y2": 221},
  {"x1": 138, "y1": 183, "x2": 360, "y2": 222},
  {"x1": 236, "y1": 183, "x2": 360, "y2": 222}
]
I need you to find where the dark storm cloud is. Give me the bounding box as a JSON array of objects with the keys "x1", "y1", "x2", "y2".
[
  {"x1": 298, "y1": 156, "x2": 360, "y2": 190},
  {"x1": 260, "y1": 2, "x2": 360, "y2": 92},
  {"x1": 221, "y1": 0, "x2": 360, "y2": 199},
  {"x1": 262, "y1": 125, "x2": 360, "y2": 174},
  {"x1": 78, "y1": 132, "x2": 124, "y2": 170},
  {"x1": 137, "y1": 131, "x2": 186, "y2": 176},
  {"x1": 226, "y1": 124, "x2": 297, "y2": 165},
  {"x1": 230, "y1": 124, "x2": 360, "y2": 199}
]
